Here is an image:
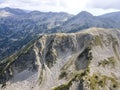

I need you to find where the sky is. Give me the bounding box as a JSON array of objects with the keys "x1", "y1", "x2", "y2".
[{"x1": 0, "y1": 0, "x2": 120, "y2": 16}]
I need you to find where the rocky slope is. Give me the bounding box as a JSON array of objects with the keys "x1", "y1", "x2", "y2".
[{"x1": 0, "y1": 28, "x2": 120, "y2": 90}]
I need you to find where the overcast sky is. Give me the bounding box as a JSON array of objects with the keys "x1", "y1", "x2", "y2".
[{"x1": 0, "y1": 0, "x2": 120, "y2": 16}]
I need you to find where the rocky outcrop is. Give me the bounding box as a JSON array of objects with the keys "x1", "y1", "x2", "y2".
[{"x1": 0, "y1": 28, "x2": 120, "y2": 90}]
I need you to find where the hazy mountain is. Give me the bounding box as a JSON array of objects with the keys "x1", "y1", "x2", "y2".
[
  {"x1": 53, "y1": 11, "x2": 120, "y2": 33},
  {"x1": 0, "y1": 7, "x2": 26, "y2": 17},
  {"x1": 99, "y1": 11, "x2": 120, "y2": 18},
  {"x1": 56, "y1": 11, "x2": 95, "y2": 32},
  {"x1": 0, "y1": 28, "x2": 120, "y2": 90}
]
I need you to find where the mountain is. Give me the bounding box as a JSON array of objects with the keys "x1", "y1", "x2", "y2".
[
  {"x1": 53, "y1": 11, "x2": 120, "y2": 33},
  {"x1": 1, "y1": 7, "x2": 120, "y2": 61},
  {"x1": 54, "y1": 11, "x2": 94, "y2": 32},
  {"x1": 0, "y1": 28, "x2": 120, "y2": 90},
  {"x1": 0, "y1": 7, "x2": 72, "y2": 60},
  {"x1": 99, "y1": 11, "x2": 120, "y2": 19},
  {"x1": 0, "y1": 7, "x2": 26, "y2": 17}
]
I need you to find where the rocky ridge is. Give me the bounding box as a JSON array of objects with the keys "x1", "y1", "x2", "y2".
[{"x1": 0, "y1": 28, "x2": 120, "y2": 90}]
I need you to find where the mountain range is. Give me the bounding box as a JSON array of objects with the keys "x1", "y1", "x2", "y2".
[{"x1": 0, "y1": 7, "x2": 120, "y2": 61}]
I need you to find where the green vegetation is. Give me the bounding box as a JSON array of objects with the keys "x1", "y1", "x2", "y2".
[
  {"x1": 112, "y1": 40, "x2": 119, "y2": 60},
  {"x1": 39, "y1": 69, "x2": 44, "y2": 85},
  {"x1": 87, "y1": 52, "x2": 93, "y2": 61},
  {"x1": 53, "y1": 65, "x2": 120, "y2": 90},
  {"x1": 78, "y1": 46, "x2": 92, "y2": 60},
  {"x1": 98, "y1": 59, "x2": 109, "y2": 67},
  {"x1": 108, "y1": 56, "x2": 116, "y2": 67},
  {"x1": 76, "y1": 46, "x2": 92, "y2": 70},
  {"x1": 0, "y1": 38, "x2": 36, "y2": 85},
  {"x1": 98, "y1": 56, "x2": 116, "y2": 68},
  {"x1": 88, "y1": 74, "x2": 106, "y2": 90},
  {"x1": 59, "y1": 45, "x2": 92, "y2": 79},
  {"x1": 94, "y1": 35, "x2": 103, "y2": 47},
  {"x1": 61, "y1": 56, "x2": 75, "y2": 71},
  {"x1": 45, "y1": 39, "x2": 58, "y2": 68},
  {"x1": 45, "y1": 50, "x2": 57, "y2": 68},
  {"x1": 52, "y1": 71, "x2": 83, "y2": 90},
  {"x1": 52, "y1": 68, "x2": 90, "y2": 90},
  {"x1": 59, "y1": 71, "x2": 67, "y2": 79},
  {"x1": 107, "y1": 34, "x2": 116, "y2": 44},
  {"x1": 84, "y1": 73, "x2": 120, "y2": 90}
]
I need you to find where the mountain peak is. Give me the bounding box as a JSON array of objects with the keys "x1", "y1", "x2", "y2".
[
  {"x1": 77, "y1": 11, "x2": 93, "y2": 17},
  {"x1": 0, "y1": 7, "x2": 26, "y2": 16},
  {"x1": 2, "y1": 7, "x2": 11, "y2": 10}
]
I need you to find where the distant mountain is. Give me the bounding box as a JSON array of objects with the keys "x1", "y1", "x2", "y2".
[
  {"x1": 56, "y1": 11, "x2": 94, "y2": 32},
  {"x1": 52, "y1": 11, "x2": 120, "y2": 33},
  {"x1": 99, "y1": 11, "x2": 120, "y2": 18},
  {"x1": 0, "y1": 7, "x2": 26, "y2": 17}
]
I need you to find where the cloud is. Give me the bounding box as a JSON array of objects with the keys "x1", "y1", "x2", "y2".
[
  {"x1": 87, "y1": 0, "x2": 120, "y2": 9},
  {"x1": 0, "y1": 0, "x2": 120, "y2": 15},
  {"x1": 0, "y1": 0, "x2": 89, "y2": 14}
]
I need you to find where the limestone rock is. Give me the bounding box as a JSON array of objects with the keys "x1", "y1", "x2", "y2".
[{"x1": 0, "y1": 28, "x2": 120, "y2": 90}]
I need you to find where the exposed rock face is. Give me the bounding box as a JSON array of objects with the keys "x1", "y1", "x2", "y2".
[{"x1": 0, "y1": 28, "x2": 120, "y2": 90}]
